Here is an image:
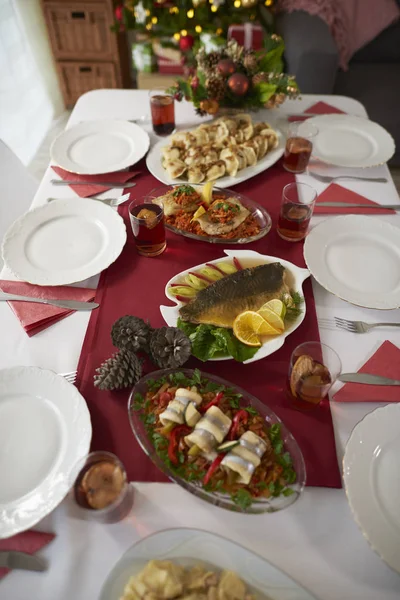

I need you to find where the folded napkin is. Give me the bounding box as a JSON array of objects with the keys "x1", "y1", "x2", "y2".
[
  {"x1": 288, "y1": 101, "x2": 345, "y2": 122},
  {"x1": 52, "y1": 166, "x2": 140, "y2": 198},
  {"x1": 0, "y1": 530, "x2": 55, "y2": 579},
  {"x1": 333, "y1": 341, "x2": 400, "y2": 403},
  {"x1": 314, "y1": 183, "x2": 395, "y2": 215},
  {"x1": 0, "y1": 280, "x2": 95, "y2": 337}
]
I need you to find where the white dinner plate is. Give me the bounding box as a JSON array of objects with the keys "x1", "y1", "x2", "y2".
[
  {"x1": 146, "y1": 126, "x2": 285, "y2": 188},
  {"x1": 308, "y1": 114, "x2": 395, "y2": 168},
  {"x1": 100, "y1": 528, "x2": 317, "y2": 600},
  {"x1": 160, "y1": 249, "x2": 310, "y2": 363},
  {"x1": 343, "y1": 404, "x2": 400, "y2": 574},
  {"x1": 51, "y1": 120, "x2": 150, "y2": 174},
  {"x1": 0, "y1": 367, "x2": 91, "y2": 538},
  {"x1": 304, "y1": 215, "x2": 400, "y2": 310},
  {"x1": 2, "y1": 198, "x2": 127, "y2": 285}
]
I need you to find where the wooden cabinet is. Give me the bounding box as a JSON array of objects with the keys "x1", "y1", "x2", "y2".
[{"x1": 42, "y1": 0, "x2": 131, "y2": 107}]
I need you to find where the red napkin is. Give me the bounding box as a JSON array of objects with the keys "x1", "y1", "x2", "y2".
[
  {"x1": 52, "y1": 166, "x2": 140, "y2": 198},
  {"x1": 0, "y1": 530, "x2": 55, "y2": 579},
  {"x1": 314, "y1": 183, "x2": 395, "y2": 215},
  {"x1": 0, "y1": 280, "x2": 95, "y2": 336},
  {"x1": 288, "y1": 101, "x2": 345, "y2": 122},
  {"x1": 333, "y1": 341, "x2": 400, "y2": 403}
]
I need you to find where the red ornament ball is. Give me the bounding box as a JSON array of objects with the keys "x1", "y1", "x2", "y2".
[
  {"x1": 227, "y1": 73, "x2": 250, "y2": 96},
  {"x1": 217, "y1": 59, "x2": 235, "y2": 77},
  {"x1": 191, "y1": 75, "x2": 199, "y2": 90},
  {"x1": 179, "y1": 35, "x2": 195, "y2": 52},
  {"x1": 114, "y1": 4, "x2": 123, "y2": 21}
]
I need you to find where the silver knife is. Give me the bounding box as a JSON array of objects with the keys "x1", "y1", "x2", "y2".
[
  {"x1": 0, "y1": 551, "x2": 47, "y2": 572},
  {"x1": 317, "y1": 202, "x2": 400, "y2": 210},
  {"x1": 339, "y1": 373, "x2": 400, "y2": 385},
  {"x1": 0, "y1": 291, "x2": 99, "y2": 311},
  {"x1": 51, "y1": 179, "x2": 136, "y2": 188}
]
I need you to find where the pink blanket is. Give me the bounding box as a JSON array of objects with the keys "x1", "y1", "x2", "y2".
[{"x1": 276, "y1": 0, "x2": 400, "y2": 69}]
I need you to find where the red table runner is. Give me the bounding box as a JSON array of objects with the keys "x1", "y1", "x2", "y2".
[{"x1": 76, "y1": 160, "x2": 342, "y2": 488}]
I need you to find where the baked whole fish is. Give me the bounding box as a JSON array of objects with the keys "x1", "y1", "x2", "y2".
[{"x1": 179, "y1": 263, "x2": 289, "y2": 328}]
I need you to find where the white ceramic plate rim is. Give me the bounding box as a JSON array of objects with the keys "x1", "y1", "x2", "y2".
[
  {"x1": 100, "y1": 527, "x2": 318, "y2": 600},
  {"x1": 304, "y1": 215, "x2": 400, "y2": 310},
  {"x1": 1, "y1": 198, "x2": 127, "y2": 286},
  {"x1": 308, "y1": 114, "x2": 395, "y2": 168},
  {"x1": 160, "y1": 249, "x2": 310, "y2": 364},
  {"x1": 50, "y1": 119, "x2": 150, "y2": 175},
  {"x1": 146, "y1": 125, "x2": 285, "y2": 188},
  {"x1": 0, "y1": 366, "x2": 92, "y2": 538},
  {"x1": 343, "y1": 404, "x2": 400, "y2": 574}
]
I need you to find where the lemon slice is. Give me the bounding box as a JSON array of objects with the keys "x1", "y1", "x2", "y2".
[
  {"x1": 191, "y1": 206, "x2": 206, "y2": 222},
  {"x1": 259, "y1": 299, "x2": 286, "y2": 319},
  {"x1": 201, "y1": 181, "x2": 214, "y2": 206},
  {"x1": 256, "y1": 306, "x2": 285, "y2": 332},
  {"x1": 233, "y1": 311, "x2": 278, "y2": 346}
]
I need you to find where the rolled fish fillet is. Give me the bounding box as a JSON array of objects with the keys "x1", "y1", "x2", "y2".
[
  {"x1": 185, "y1": 406, "x2": 232, "y2": 454},
  {"x1": 159, "y1": 388, "x2": 202, "y2": 426},
  {"x1": 221, "y1": 431, "x2": 267, "y2": 485}
]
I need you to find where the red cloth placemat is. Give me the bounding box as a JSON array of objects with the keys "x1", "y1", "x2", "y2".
[
  {"x1": 288, "y1": 101, "x2": 346, "y2": 121},
  {"x1": 0, "y1": 530, "x2": 54, "y2": 579},
  {"x1": 76, "y1": 160, "x2": 341, "y2": 489},
  {"x1": 315, "y1": 183, "x2": 396, "y2": 215},
  {"x1": 52, "y1": 166, "x2": 141, "y2": 198}
]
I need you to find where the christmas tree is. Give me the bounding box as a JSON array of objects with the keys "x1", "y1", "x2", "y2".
[{"x1": 114, "y1": 0, "x2": 274, "y2": 45}]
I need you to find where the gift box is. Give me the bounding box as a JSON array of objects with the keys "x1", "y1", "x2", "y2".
[
  {"x1": 132, "y1": 41, "x2": 156, "y2": 73},
  {"x1": 228, "y1": 23, "x2": 263, "y2": 50}
]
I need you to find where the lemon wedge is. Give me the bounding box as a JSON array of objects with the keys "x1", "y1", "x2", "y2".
[
  {"x1": 258, "y1": 299, "x2": 286, "y2": 320},
  {"x1": 191, "y1": 206, "x2": 206, "y2": 222},
  {"x1": 233, "y1": 311, "x2": 280, "y2": 346},
  {"x1": 256, "y1": 305, "x2": 285, "y2": 332},
  {"x1": 201, "y1": 181, "x2": 214, "y2": 206}
]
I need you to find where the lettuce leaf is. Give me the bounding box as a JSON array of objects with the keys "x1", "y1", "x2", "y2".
[{"x1": 177, "y1": 318, "x2": 259, "y2": 363}]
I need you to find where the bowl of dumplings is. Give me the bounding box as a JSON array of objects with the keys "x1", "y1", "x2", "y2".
[
  {"x1": 146, "y1": 113, "x2": 284, "y2": 189},
  {"x1": 145, "y1": 183, "x2": 272, "y2": 244}
]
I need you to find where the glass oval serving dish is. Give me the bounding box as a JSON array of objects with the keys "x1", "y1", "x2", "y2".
[
  {"x1": 128, "y1": 369, "x2": 306, "y2": 514},
  {"x1": 144, "y1": 184, "x2": 272, "y2": 244}
]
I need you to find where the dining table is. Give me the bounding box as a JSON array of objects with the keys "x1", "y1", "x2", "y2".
[{"x1": 0, "y1": 90, "x2": 400, "y2": 600}]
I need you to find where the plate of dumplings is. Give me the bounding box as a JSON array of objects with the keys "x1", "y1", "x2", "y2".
[{"x1": 146, "y1": 113, "x2": 284, "y2": 188}]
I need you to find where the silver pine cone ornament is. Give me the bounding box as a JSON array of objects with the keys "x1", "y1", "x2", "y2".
[
  {"x1": 94, "y1": 349, "x2": 142, "y2": 391},
  {"x1": 150, "y1": 327, "x2": 191, "y2": 369},
  {"x1": 111, "y1": 315, "x2": 151, "y2": 353}
]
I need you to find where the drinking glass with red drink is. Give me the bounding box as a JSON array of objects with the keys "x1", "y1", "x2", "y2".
[
  {"x1": 277, "y1": 182, "x2": 317, "y2": 242},
  {"x1": 129, "y1": 199, "x2": 166, "y2": 257},
  {"x1": 288, "y1": 342, "x2": 341, "y2": 411},
  {"x1": 149, "y1": 90, "x2": 175, "y2": 136},
  {"x1": 283, "y1": 121, "x2": 318, "y2": 173}
]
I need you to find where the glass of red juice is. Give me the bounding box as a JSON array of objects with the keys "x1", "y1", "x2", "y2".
[
  {"x1": 149, "y1": 90, "x2": 175, "y2": 136},
  {"x1": 129, "y1": 199, "x2": 166, "y2": 257},
  {"x1": 283, "y1": 121, "x2": 318, "y2": 173},
  {"x1": 277, "y1": 182, "x2": 317, "y2": 242}
]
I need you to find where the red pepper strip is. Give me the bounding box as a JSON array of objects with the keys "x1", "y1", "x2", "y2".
[
  {"x1": 167, "y1": 425, "x2": 191, "y2": 465},
  {"x1": 203, "y1": 454, "x2": 224, "y2": 486},
  {"x1": 228, "y1": 409, "x2": 248, "y2": 440},
  {"x1": 233, "y1": 256, "x2": 243, "y2": 270},
  {"x1": 201, "y1": 392, "x2": 224, "y2": 413}
]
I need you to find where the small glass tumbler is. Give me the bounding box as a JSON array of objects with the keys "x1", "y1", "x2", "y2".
[
  {"x1": 71, "y1": 451, "x2": 133, "y2": 523},
  {"x1": 129, "y1": 199, "x2": 166, "y2": 257},
  {"x1": 149, "y1": 90, "x2": 175, "y2": 136},
  {"x1": 283, "y1": 121, "x2": 318, "y2": 173},
  {"x1": 277, "y1": 182, "x2": 317, "y2": 242},
  {"x1": 288, "y1": 342, "x2": 342, "y2": 410}
]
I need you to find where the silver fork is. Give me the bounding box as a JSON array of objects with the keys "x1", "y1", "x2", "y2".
[
  {"x1": 307, "y1": 172, "x2": 388, "y2": 184},
  {"x1": 47, "y1": 193, "x2": 130, "y2": 207},
  {"x1": 322, "y1": 317, "x2": 400, "y2": 333},
  {"x1": 60, "y1": 370, "x2": 77, "y2": 384}
]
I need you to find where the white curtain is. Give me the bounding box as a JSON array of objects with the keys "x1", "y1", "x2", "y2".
[{"x1": 0, "y1": 0, "x2": 64, "y2": 165}]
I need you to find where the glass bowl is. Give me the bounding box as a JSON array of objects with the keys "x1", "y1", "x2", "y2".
[
  {"x1": 144, "y1": 184, "x2": 272, "y2": 244},
  {"x1": 128, "y1": 369, "x2": 306, "y2": 514}
]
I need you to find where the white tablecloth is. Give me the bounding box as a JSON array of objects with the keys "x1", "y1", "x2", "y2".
[{"x1": 1, "y1": 92, "x2": 399, "y2": 600}]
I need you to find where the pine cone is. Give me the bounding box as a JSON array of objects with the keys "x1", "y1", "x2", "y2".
[
  {"x1": 243, "y1": 52, "x2": 258, "y2": 74},
  {"x1": 94, "y1": 349, "x2": 142, "y2": 391},
  {"x1": 150, "y1": 327, "x2": 191, "y2": 369},
  {"x1": 252, "y1": 72, "x2": 269, "y2": 86},
  {"x1": 206, "y1": 76, "x2": 226, "y2": 101},
  {"x1": 111, "y1": 315, "x2": 151, "y2": 353}
]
